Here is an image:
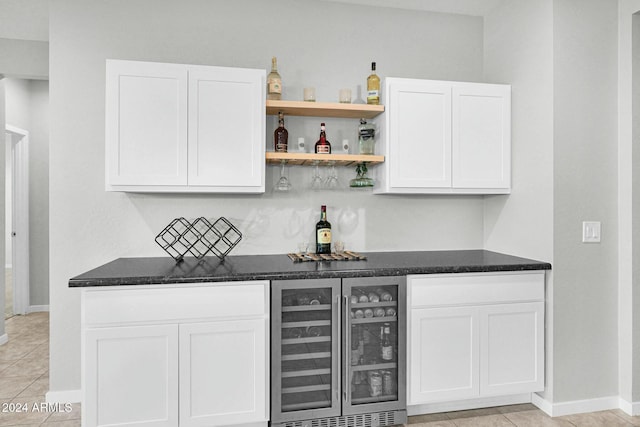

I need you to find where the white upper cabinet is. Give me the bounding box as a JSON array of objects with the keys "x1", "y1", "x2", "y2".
[
  {"x1": 375, "y1": 78, "x2": 510, "y2": 194},
  {"x1": 106, "y1": 59, "x2": 265, "y2": 193},
  {"x1": 106, "y1": 60, "x2": 188, "y2": 187}
]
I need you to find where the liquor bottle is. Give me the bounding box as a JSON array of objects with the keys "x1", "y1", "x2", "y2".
[
  {"x1": 381, "y1": 324, "x2": 393, "y2": 361},
  {"x1": 315, "y1": 123, "x2": 332, "y2": 154},
  {"x1": 315, "y1": 205, "x2": 332, "y2": 254},
  {"x1": 367, "y1": 62, "x2": 380, "y2": 105},
  {"x1": 358, "y1": 118, "x2": 376, "y2": 154},
  {"x1": 267, "y1": 57, "x2": 282, "y2": 100},
  {"x1": 274, "y1": 112, "x2": 288, "y2": 152}
]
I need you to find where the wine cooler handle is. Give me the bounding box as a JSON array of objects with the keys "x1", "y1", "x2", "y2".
[
  {"x1": 343, "y1": 294, "x2": 350, "y2": 405},
  {"x1": 337, "y1": 294, "x2": 343, "y2": 404}
]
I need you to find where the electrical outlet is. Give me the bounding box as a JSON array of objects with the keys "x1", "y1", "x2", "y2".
[{"x1": 582, "y1": 221, "x2": 601, "y2": 243}]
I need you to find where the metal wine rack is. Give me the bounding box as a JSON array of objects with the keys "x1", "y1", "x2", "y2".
[{"x1": 155, "y1": 216, "x2": 242, "y2": 262}]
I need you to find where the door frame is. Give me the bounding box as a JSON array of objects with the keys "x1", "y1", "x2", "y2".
[{"x1": 6, "y1": 125, "x2": 29, "y2": 315}]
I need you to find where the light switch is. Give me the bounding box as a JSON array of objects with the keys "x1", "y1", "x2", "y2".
[{"x1": 582, "y1": 221, "x2": 601, "y2": 243}]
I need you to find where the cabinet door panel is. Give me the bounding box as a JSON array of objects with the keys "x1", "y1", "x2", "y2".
[
  {"x1": 389, "y1": 81, "x2": 452, "y2": 189},
  {"x1": 84, "y1": 325, "x2": 179, "y2": 427},
  {"x1": 106, "y1": 60, "x2": 188, "y2": 187},
  {"x1": 188, "y1": 66, "x2": 265, "y2": 191},
  {"x1": 179, "y1": 319, "x2": 267, "y2": 427},
  {"x1": 409, "y1": 307, "x2": 479, "y2": 404},
  {"x1": 481, "y1": 302, "x2": 544, "y2": 395},
  {"x1": 452, "y1": 85, "x2": 510, "y2": 189}
]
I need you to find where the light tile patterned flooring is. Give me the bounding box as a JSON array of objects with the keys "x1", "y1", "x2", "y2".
[
  {"x1": 1, "y1": 313, "x2": 640, "y2": 426},
  {"x1": 0, "y1": 312, "x2": 80, "y2": 426},
  {"x1": 408, "y1": 405, "x2": 640, "y2": 426}
]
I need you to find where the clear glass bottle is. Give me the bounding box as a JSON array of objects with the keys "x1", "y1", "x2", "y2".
[
  {"x1": 367, "y1": 62, "x2": 380, "y2": 105},
  {"x1": 314, "y1": 123, "x2": 332, "y2": 154},
  {"x1": 358, "y1": 118, "x2": 376, "y2": 154},
  {"x1": 274, "y1": 112, "x2": 288, "y2": 152},
  {"x1": 267, "y1": 57, "x2": 282, "y2": 100}
]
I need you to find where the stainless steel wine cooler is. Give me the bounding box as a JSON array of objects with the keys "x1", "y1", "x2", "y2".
[{"x1": 271, "y1": 277, "x2": 406, "y2": 427}]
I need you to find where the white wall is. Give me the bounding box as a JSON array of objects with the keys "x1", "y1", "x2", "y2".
[
  {"x1": 49, "y1": 0, "x2": 488, "y2": 394},
  {"x1": 483, "y1": 0, "x2": 554, "y2": 398},
  {"x1": 552, "y1": 0, "x2": 619, "y2": 403},
  {"x1": 619, "y1": 0, "x2": 640, "y2": 408}
]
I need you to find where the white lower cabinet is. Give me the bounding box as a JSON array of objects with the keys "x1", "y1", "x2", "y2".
[
  {"x1": 410, "y1": 306, "x2": 479, "y2": 403},
  {"x1": 179, "y1": 319, "x2": 267, "y2": 427},
  {"x1": 85, "y1": 325, "x2": 179, "y2": 427},
  {"x1": 82, "y1": 282, "x2": 269, "y2": 427},
  {"x1": 407, "y1": 272, "x2": 545, "y2": 406}
]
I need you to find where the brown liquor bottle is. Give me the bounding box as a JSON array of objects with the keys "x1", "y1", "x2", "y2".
[
  {"x1": 314, "y1": 123, "x2": 332, "y2": 154},
  {"x1": 274, "y1": 112, "x2": 288, "y2": 152},
  {"x1": 315, "y1": 205, "x2": 332, "y2": 254}
]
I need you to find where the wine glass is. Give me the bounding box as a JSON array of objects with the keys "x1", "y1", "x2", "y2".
[
  {"x1": 325, "y1": 162, "x2": 339, "y2": 189},
  {"x1": 311, "y1": 162, "x2": 324, "y2": 190},
  {"x1": 274, "y1": 160, "x2": 291, "y2": 192}
]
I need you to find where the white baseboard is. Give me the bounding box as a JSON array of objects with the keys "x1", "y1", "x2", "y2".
[
  {"x1": 27, "y1": 305, "x2": 49, "y2": 313},
  {"x1": 46, "y1": 389, "x2": 81, "y2": 404},
  {"x1": 532, "y1": 393, "x2": 620, "y2": 417},
  {"x1": 619, "y1": 397, "x2": 640, "y2": 416},
  {"x1": 0, "y1": 333, "x2": 7, "y2": 346},
  {"x1": 409, "y1": 393, "x2": 532, "y2": 415}
]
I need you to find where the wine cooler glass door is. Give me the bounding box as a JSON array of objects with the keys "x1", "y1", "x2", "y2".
[
  {"x1": 342, "y1": 277, "x2": 407, "y2": 415},
  {"x1": 271, "y1": 279, "x2": 341, "y2": 423}
]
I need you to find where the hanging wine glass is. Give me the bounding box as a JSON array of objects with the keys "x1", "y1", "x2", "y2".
[
  {"x1": 325, "y1": 162, "x2": 339, "y2": 189},
  {"x1": 311, "y1": 161, "x2": 324, "y2": 190},
  {"x1": 274, "y1": 160, "x2": 291, "y2": 192}
]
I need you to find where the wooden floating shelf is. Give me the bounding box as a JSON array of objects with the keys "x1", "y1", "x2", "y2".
[
  {"x1": 266, "y1": 100, "x2": 384, "y2": 119},
  {"x1": 266, "y1": 152, "x2": 384, "y2": 166}
]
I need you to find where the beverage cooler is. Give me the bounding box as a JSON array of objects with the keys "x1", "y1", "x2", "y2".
[{"x1": 271, "y1": 277, "x2": 406, "y2": 427}]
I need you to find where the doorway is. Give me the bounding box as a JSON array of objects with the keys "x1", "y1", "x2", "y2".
[{"x1": 5, "y1": 125, "x2": 29, "y2": 318}]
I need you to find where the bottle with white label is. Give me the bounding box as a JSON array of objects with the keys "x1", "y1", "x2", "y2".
[
  {"x1": 267, "y1": 57, "x2": 282, "y2": 100},
  {"x1": 315, "y1": 205, "x2": 332, "y2": 254},
  {"x1": 367, "y1": 62, "x2": 380, "y2": 105},
  {"x1": 314, "y1": 123, "x2": 332, "y2": 154}
]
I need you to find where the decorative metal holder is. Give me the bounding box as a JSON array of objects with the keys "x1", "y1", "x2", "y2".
[{"x1": 155, "y1": 217, "x2": 242, "y2": 262}]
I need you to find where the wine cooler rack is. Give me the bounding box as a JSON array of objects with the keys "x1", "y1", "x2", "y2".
[{"x1": 271, "y1": 277, "x2": 406, "y2": 427}]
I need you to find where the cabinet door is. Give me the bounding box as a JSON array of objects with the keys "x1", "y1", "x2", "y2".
[
  {"x1": 270, "y1": 279, "x2": 341, "y2": 423},
  {"x1": 409, "y1": 306, "x2": 479, "y2": 404},
  {"x1": 188, "y1": 66, "x2": 265, "y2": 192},
  {"x1": 452, "y1": 84, "x2": 510, "y2": 190},
  {"x1": 179, "y1": 319, "x2": 268, "y2": 427},
  {"x1": 84, "y1": 324, "x2": 179, "y2": 427},
  {"x1": 106, "y1": 60, "x2": 188, "y2": 188},
  {"x1": 342, "y1": 276, "x2": 407, "y2": 416},
  {"x1": 480, "y1": 302, "x2": 544, "y2": 396},
  {"x1": 388, "y1": 79, "x2": 452, "y2": 189}
]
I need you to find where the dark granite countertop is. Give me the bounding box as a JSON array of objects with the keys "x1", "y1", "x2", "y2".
[{"x1": 68, "y1": 250, "x2": 551, "y2": 288}]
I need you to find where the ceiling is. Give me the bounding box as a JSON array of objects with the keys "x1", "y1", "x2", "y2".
[{"x1": 315, "y1": 0, "x2": 505, "y2": 17}]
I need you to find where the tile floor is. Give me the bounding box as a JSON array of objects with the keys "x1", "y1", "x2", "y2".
[
  {"x1": 0, "y1": 312, "x2": 80, "y2": 426},
  {"x1": 408, "y1": 405, "x2": 640, "y2": 426},
  {"x1": 1, "y1": 313, "x2": 640, "y2": 426}
]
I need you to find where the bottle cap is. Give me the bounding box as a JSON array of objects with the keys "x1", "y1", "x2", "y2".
[{"x1": 371, "y1": 62, "x2": 376, "y2": 70}]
